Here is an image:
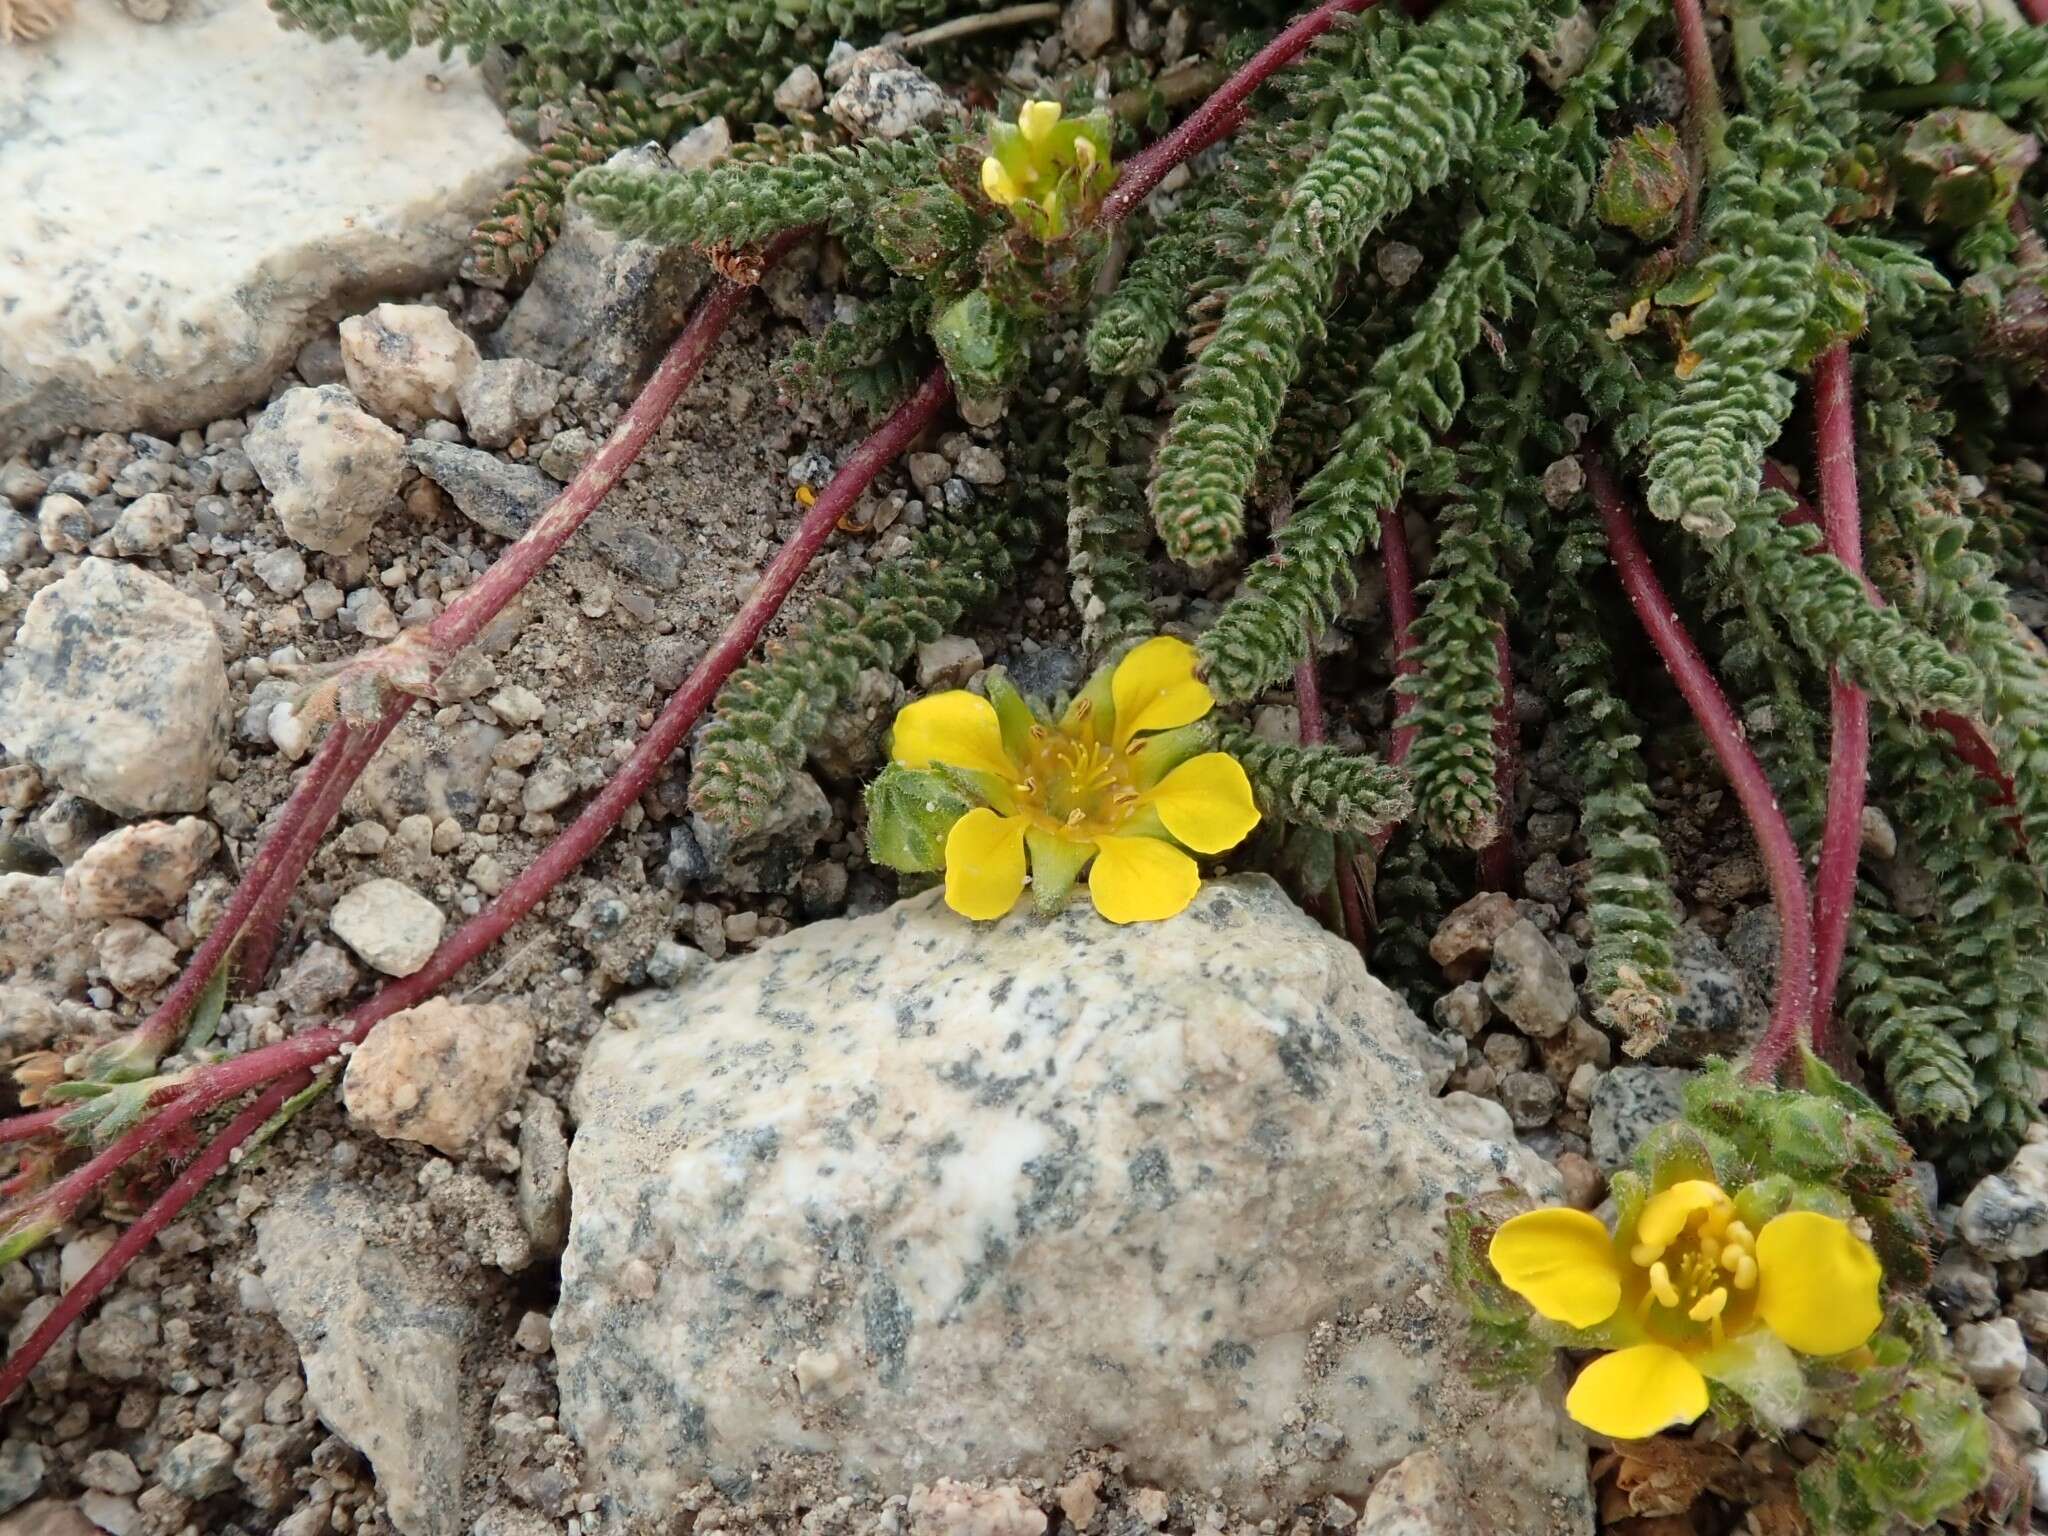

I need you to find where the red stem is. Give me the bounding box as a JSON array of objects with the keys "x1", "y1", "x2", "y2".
[
  {"x1": 8, "y1": 242, "x2": 800, "y2": 1122},
  {"x1": 0, "y1": 1071, "x2": 309, "y2": 1408},
  {"x1": 1478, "y1": 625, "x2": 1518, "y2": 891},
  {"x1": 0, "y1": 368, "x2": 954, "y2": 1404},
  {"x1": 1759, "y1": 464, "x2": 2023, "y2": 828},
  {"x1": 235, "y1": 704, "x2": 409, "y2": 988},
  {"x1": 1099, "y1": 0, "x2": 1376, "y2": 224},
  {"x1": 1808, "y1": 347, "x2": 1869, "y2": 1058},
  {"x1": 1370, "y1": 507, "x2": 1422, "y2": 857},
  {"x1": 1585, "y1": 453, "x2": 1816, "y2": 1082},
  {"x1": 1291, "y1": 606, "x2": 1372, "y2": 952}
]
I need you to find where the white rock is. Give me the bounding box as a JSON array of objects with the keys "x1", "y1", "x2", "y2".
[
  {"x1": 95, "y1": 919, "x2": 179, "y2": 997},
  {"x1": 342, "y1": 997, "x2": 535, "y2": 1155},
  {"x1": 0, "y1": 558, "x2": 230, "y2": 815},
  {"x1": 826, "y1": 49, "x2": 955, "y2": 141},
  {"x1": 916, "y1": 634, "x2": 983, "y2": 690},
  {"x1": 1953, "y1": 1317, "x2": 2028, "y2": 1391},
  {"x1": 453, "y1": 357, "x2": 560, "y2": 450},
  {"x1": 1359, "y1": 1451, "x2": 1479, "y2": 1536},
  {"x1": 245, "y1": 385, "x2": 406, "y2": 554},
  {"x1": 108, "y1": 492, "x2": 187, "y2": 555},
  {"x1": 668, "y1": 117, "x2": 733, "y2": 171},
  {"x1": 908, "y1": 1482, "x2": 1047, "y2": 1536},
  {"x1": 0, "y1": 0, "x2": 525, "y2": 452},
  {"x1": 328, "y1": 878, "x2": 445, "y2": 977},
  {"x1": 257, "y1": 1178, "x2": 478, "y2": 1536},
  {"x1": 1061, "y1": 0, "x2": 1118, "y2": 58},
  {"x1": 1959, "y1": 1143, "x2": 2048, "y2": 1260},
  {"x1": 62, "y1": 817, "x2": 219, "y2": 920},
  {"x1": 555, "y1": 877, "x2": 1590, "y2": 1528},
  {"x1": 339, "y1": 304, "x2": 480, "y2": 426},
  {"x1": 773, "y1": 63, "x2": 824, "y2": 114},
  {"x1": 490, "y1": 144, "x2": 708, "y2": 403},
  {"x1": 2030, "y1": 1448, "x2": 2048, "y2": 1515},
  {"x1": 0, "y1": 875, "x2": 90, "y2": 995}
]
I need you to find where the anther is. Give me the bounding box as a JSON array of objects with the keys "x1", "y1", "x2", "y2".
[
  {"x1": 1732, "y1": 1254, "x2": 1758, "y2": 1291},
  {"x1": 1688, "y1": 1287, "x2": 1729, "y2": 1324},
  {"x1": 1648, "y1": 1261, "x2": 1680, "y2": 1309}
]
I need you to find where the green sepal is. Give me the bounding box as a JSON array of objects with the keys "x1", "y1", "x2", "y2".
[
  {"x1": 1635, "y1": 1121, "x2": 1722, "y2": 1190},
  {"x1": 1734, "y1": 1173, "x2": 1795, "y2": 1231},
  {"x1": 0, "y1": 1213, "x2": 58, "y2": 1269},
  {"x1": 865, "y1": 764, "x2": 971, "y2": 873},
  {"x1": 1596, "y1": 122, "x2": 1687, "y2": 241},
  {"x1": 932, "y1": 290, "x2": 1023, "y2": 399},
  {"x1": 984, "y1": 669, "x2": 1043, "y2": 764},
  {"x1": 1025, "y1": 827, "x2": 1094, "y2": 914},
  {"x1": 1608, "y1": 1168, "x2": 1648, "y2": 1246},
  {"x1": 1897, "y1": 108, "x2": 2040, "y2": 230},
  {"x1": 1125, "y1": 722, "x2": 1213, "y2": 790},
  {"x1": 1697, "y1": 1329, "x2": 1806, "y2": 1431}
]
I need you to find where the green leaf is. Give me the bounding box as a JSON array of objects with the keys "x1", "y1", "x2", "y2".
[{"x1": 865, "y1": 764, "x2": 971, "y2": 873}]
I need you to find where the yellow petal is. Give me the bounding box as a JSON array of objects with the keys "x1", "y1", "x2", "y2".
[
  {"x1": 1633, "y1": 1179, "x2": 1733, "y2": 1253},
  {"x1": 1110, "y1": 636, "x2": 1212, "y2": 747},
  {"x1": 943, "y1": 810, "x2": 1028, "y2": 921},
  {"x1": 1087, "y1": 834, "x2": 1199, "y2": 924},
  {"x1": 892, "y1": 692, "x2": 1016, "y2": 780},
  {"x1": 1566, "y1": 1344, "x2": 1711, "y2": 1441},
  {"x1": 1018, "y1": 99, "x2": 1062, "y2": 143},
  {"x1": 1488, "y1": 1208, "x2": 1624, "y2": 1329},
  {"x1": 1754, "y1": 1211, "x2": 1884, "y2": 1356},
  {"x1": 1145, "y1": 752, "x2": 1260, "y2": 854},
  {"x1": 980, "y1": 157, "x2": 1020, "y2": 206}
]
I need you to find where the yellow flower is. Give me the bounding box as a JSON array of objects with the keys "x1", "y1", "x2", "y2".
[
  {"x1": 887, "y1": 636, "x2": 1259, "y2": 924},
  {"x1": 1489, "y1": 1178, "x2": 1883, "y2": 1441},
  {"x1": 978, "y1": 99, "x2": 1114, "y2": 240}
]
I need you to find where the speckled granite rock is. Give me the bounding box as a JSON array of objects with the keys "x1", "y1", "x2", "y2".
[
  {"x1": 0, "y1": 0, "x2": 526, "y2": 450},
  {"x1": 0, "y1": 560, "x2": 229, "y2": 816},
  {"x1": 556, "y1": 876, "x2": 1592, "y2": 1532},
  {"x1": 257, "y1": 1178, "x2": 480, "y2": 1536},
  {"x1": 490, "y1": 144, "x2": 708, "y2": 400}
]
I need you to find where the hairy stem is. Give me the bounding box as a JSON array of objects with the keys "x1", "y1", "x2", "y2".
[
  {"x1": 0, "y1": 368, "x2": 954, "y2": 1403},
  {"x1": 1585, "y1": 452, "x2": 1815, "y2": 1081},
  {"x1": 1478, "y1": 626, "x2": 1517, "y2": 890},
  {"x1": 1371, "y1": 506, "x2": 1422, "y2": 856},
  {"x1": 1099, "y1": 0, "x2": 1377, "y2": 224},
  {"x1": 1808, "y1": 345, "x2": 1868, "y2": 1058},
  {"x1": 0, "y1": 1073, "x2": 308, "y2": 1409},
  {"x1": 1287, "y1": 532, "x2": 1372, "y2": 953},
  {"x1": 32, "y1": 237, "x2": 801, "y2": 1101}
]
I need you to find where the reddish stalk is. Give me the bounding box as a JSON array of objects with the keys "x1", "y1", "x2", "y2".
[
  {"x1": 1585, "y1": 452, "x2": 1816, "y2": 1082},
  {"x1": 1807, "y1": 346, "x2": 1869, "y2": 1057},
  {"x1": 2023, "y1": 0, "x2": 2048, "y2": 27},
  {"x1": 1370, "y1": 506, "x2": 1422, "y2": 857},
  {"x1": 0, "y1": 1072, "x2": 309, "y2": 1408},
  {"x1": 1099, "y1": 0, "x2": 1376, "y2": 224},
  {"x1": 1291, "y1": 613, "x2": 1372, "y2": 952},
  {"x1": 1669, "y1": 0, "x2": 1726, "y2": 251},
  {"x1": 0, "y1": 366, "x2": 955, "y2": 1405},
  {"x1": 1759, "y1": 464, "x2": 2024, "y2": 829},
  {"x1": 1478, "y1": 626, "x2": 1518, "y2": 890},
  {"x1": 14, "y1": 238, "x2": 804, "y2": 1117},
  {"x1": 235, "y1": 704, "x2": 409, "y2": 989}
]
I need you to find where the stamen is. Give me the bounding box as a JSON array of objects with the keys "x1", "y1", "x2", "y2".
[
  {"x1": 1630, "y1": 1241, "x2": 1663, "y2": 1267},
  {"x1": 1649, "y1": 1261, "x2": 1680, "y2": 1309},
  {"x1": 1732, "y1": 1254, "x2": 1757, "y2": 1290},
  {"x1": 1724, "y1": 1220, "x2": 1753, "y2": 1248},
  {"x1": 1688, "y1": 1287, "x2": 1729, "y2": 1324},
  {"x1": 1698, "y1": 1233, "x2": 1720, "y2": 1266}
]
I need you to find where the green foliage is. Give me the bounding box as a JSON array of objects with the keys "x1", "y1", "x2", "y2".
[
  {"x1": 1217, "y1": 727, "x2": 1411, "y2": 837},
  {"x1": 1641, "y1": 116, "x2": 1833, "y2": 539},
  {"x1": 865, "y1": 764, "x2": 971, "y2": 872},
  {"x1": 1715, "y1": 494, "x2": 1981, "y2": 717},
  {"x1": 1196, "y1": 210, "x2": 1521, "y2": 703},
  {"x1": 777, "y1": 279, "x2": 932, "y2": 416},
  {"x1": 470, "y1": 76, "x2": 699, "y2": 285},
  {"x1": 1065, "y1": 386, "x2": 1157, "y2": 654},
  {"x1": 1146, "y1": 0, "x2": 1554, "y2": 565},
  {"x1": 574, "y1": 136, "x2": 950, "y2": 250},
  {"x1": 690, "y1": 493, "x2": 1039, "y2": 837},
  {"x1": 1842, "y1": 883, "x2": 1975, "y2": 1130},
  {"x1": 1547, "y1": 529, "x2": 1681, "y2": 1055},
  {"x1": 1400, "y1": 466, "x2": 1520, "y2": 851}
]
